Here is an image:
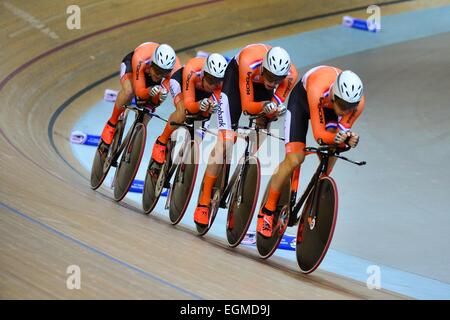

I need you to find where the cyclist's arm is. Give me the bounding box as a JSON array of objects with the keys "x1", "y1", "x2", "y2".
[
  {"x1": 308, "y1": 88, "x2": 336, "y2": 145},
  {"x1": 272, "y1": 64, "x2": 298, "y2": 105},
  {"x1": 182, "y1": 69, "x2": 201, "y2": 114},
  {"x1": 338, "y1": 96, "x2": 365, "y2": 131},
  {"x1": 239, "y1": 61, "x2": 264, "y2": 115},
  {"x1": 131, "y1": 54, "x2": 150, "y2": 100}
]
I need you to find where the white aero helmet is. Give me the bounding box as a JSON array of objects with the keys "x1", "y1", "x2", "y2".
[
  {"x1": 263, "y1": 46, "x2": 291, "y2": 77},
  {"x1": 203, "y1": 53, "x2": 228, "y2": 79},
  {"x1": 152, "y1": 43, "x2": 176, "y2": 71},
  {"x1": 332, "y1": 70, "x2": 364, "y2": 109}
]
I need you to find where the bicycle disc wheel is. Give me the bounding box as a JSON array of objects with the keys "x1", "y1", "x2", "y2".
[
  {"x1": 196, "y1": 163, "x2": 228, "y2": 236},
  {"x1": 169, "y1": 140, "x2": 199, "y2": 225},
  {"x1": 296, "y1": 176, "x2": 338, "y2": 274},
  {"x1": 113, "y1": 123, "x2": 146, "y2": 201},
  {"x1": 226, "y1": 156, "x2": 261, "y2": 247},
  {"x1": 90, "y1": 114, "x2": 127, "y2": 190},
  {"x1": 256, "y1": 177, "x2": 291, "y2": 258}
]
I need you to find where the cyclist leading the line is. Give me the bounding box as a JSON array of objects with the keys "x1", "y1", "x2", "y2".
[
  {"x1": 99, "y1": 42, "x2": 181, "y2": 151},
  {"x1": 257, "y1": 66, "x2": 365, "y2": 238},
  {"x1": 194, "y1": 43, "x2": 298, "y2": 227}
]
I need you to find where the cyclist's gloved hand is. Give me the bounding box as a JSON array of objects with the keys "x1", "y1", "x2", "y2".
[
  {"x1": 149, "y1": 85, "x2": 167, "y2": 103},
  {"x1": 348, "y1": 131, "x2": 360, "y2": 148},
  {"x1": 263, "y1": 101, "x2": 277, "y2": 115},
  {"x1": 158, "y1": 87, "x2": 168, "y2": 104},
  {"x1": 200, "y1": 98, "x2": 213, "y2": 112},
  {"x1": 334, "y1": 129, "x2": 350, "y2": 144},
  {"x1": 149, "y1": 85, "x2": 162, "y2": 98},
  {"x1": 277, "y1": 102, "x2": 287, "y2": 116},
  {"x1": 210, "y1": 100, "x2": 219, "y2": 113}
]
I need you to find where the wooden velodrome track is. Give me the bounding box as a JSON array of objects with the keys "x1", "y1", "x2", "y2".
[{"x1": 1, "y1": 0, "x2": 443, "y2": 299}]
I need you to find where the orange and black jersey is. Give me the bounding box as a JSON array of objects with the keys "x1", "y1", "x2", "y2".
[
  {"x1": 130, "y1": 42, "x2": 181, "y2": 101},
  {"x1": 301, "y1": 65, "x2": 365, "y2": 144},
  {"x1": 169, "y1": 57, "x2": 221, "y2": 114},
  {"x1": 285, "y1": 65, "x2": 365, "y2": 145},
  {"x1": 235, "y1": 43, "x2": 298, "y2": 114}
]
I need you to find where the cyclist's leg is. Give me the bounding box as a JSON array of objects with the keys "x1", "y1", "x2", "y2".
[
  {"x1": 195, "y1": 58, "x2": 240, "y2": 223},
  {"x1": 156, "y1": 69, "x2": 185, "y2": 145},
  {"x1": 101, "y1": 52, "x2": 134, "y2": 145},
  {"x1": 266, "y1": 79, "x2": 309, "y2": 207},
  {"x1": 151, "y1": 69, "x2": 185, "y2": 164},
  {"x1": 199, "y1": 129, "x2": 236, "y2": 206},
  {"x1": 258, "y1": 80, "x2": 308, "y2": 236},
  {"x1": 151, "y1": 99, "x2": 186, "y2": 163}
]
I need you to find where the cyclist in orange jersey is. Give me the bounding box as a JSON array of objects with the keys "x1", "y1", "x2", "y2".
[
  {"x1": 99, "y1": 42, "x2": 181, "y2": 152},
  {"x1": 193, "y1": 43, "x2": 298, "y2": 227},
  {"x1": 257, "y1": 66, "x2": 365, "y2": 238},
  {"x1": 150, "y1": 53, "x2": 228, "y2": 164}
]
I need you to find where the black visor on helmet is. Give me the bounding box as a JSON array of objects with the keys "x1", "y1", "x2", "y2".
[
  {"x1": 333, "y1": 95, "x2": 360, "y2": 111},
  {"x1": 262, "y1": 67, "x2": 286, "y2": 84}
]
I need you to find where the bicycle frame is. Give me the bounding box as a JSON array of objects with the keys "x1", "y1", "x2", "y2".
[
  {"x1": 219, "y1": 115, "x2": 265, "y2": 209},
  {"x1": 111, "y1": 103, "x2": 155, "y2": 165},
  {"x1": 167, "y1": 114, "x2": 210, "y2": 182},
  {"x1": 289, "y1": 146, "x2": 366, "y2": 226}
]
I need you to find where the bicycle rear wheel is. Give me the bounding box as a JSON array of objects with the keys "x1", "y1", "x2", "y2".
[
  {"x1": 256, "y1": 177, "x2": 291, "y2": 258},
  {"x1": 90, "y1": 113, "x2": 127, "y2": 190},
  {"x1": 113, "y1": 122, "x2": 146, "y2": 201},
  {"x1": 169, "y1": 140, "x2": 199, "y2": 225},
  {"x1": 296, "y1": 176, "x2": 338, "y2": 274},
  {"x1": 226, "y1": 156, "x2": 261, "y2": 247}
]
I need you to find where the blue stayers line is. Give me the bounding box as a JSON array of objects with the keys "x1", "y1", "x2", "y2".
[{"x1": 0, "y1": 201, "x2": 203, "y2": 300}]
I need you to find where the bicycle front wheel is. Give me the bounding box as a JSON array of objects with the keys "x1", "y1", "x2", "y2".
[
  {"x1": 169, "y1": 140, "x2": 199, "y2": 225},
  {"x1": 113, "y1": 123, "x2": 146, "y2": 201},
  {"x1": 226, "y1": 156, "x2": 261, "y2": 247},
  {"x1": 296, "y1": 176, "x2": 338, "y2": 274},
  {"x1": 90, "y1": 114, "x2": 127, "y2": 190}
]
